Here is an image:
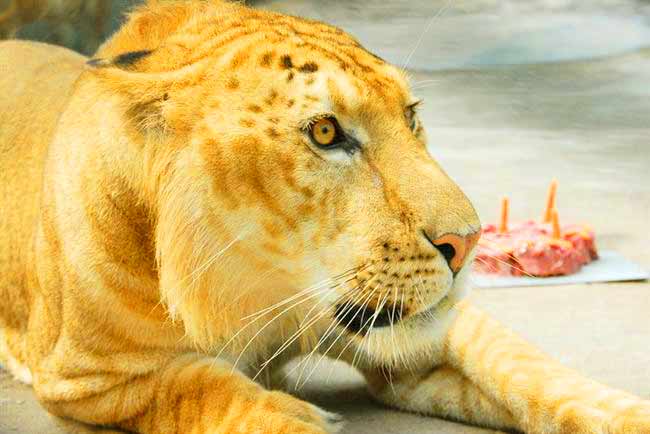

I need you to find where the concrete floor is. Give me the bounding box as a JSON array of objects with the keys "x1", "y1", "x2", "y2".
[{"x1": 2, "y1": 3, "x2": 650, "y2": 434}]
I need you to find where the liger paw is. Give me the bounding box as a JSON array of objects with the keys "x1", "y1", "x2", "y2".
[
  {"x1": 607, "y1": 400, "x2": 650, "y2": 434},
  {"x1": 213, "y1": 390, "x2": 343, "y2": 434}
]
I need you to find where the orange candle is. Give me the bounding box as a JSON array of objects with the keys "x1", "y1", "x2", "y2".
[
  {"x1": 551, "y1": 209, "x2": 561, "y2": 239},
  {"x1": 499, "y1": 196, "x2": 509, "y2": 233},
  {"x1": 543, "y1": 179, "x2": 558, "y2": 223}
]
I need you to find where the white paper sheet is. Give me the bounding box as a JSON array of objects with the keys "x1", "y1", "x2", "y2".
[{"x1": 471, "y1": 250, "x2": 649, "y2": 289}]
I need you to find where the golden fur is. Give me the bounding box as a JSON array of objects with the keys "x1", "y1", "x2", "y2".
[{"x1": 1, "y1": 1, "x2": 649, "y2": 433}]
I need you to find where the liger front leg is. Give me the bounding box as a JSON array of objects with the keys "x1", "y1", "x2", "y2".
[
  {"x1": 365, "y1": 364, "x2": 518, "y2": 431},
  {"x1": 445, "y1": 301, "x2": 650, "y2": 434},
  {"x1": 327, "y1": 322, "x2": 517, "y2": 431},
  {"x1": 38, "y1": 354, "x2": 343, "y2": 434},
  {"x1": 354, "y1": 299, "x2": 650, "y2": 434}
]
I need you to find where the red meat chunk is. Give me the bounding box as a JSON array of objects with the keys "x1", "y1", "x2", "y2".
[{"x1": 474, "y1": 221, "x2": 597, "y2": 277}]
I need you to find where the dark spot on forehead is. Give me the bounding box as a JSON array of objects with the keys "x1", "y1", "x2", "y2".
[
  {"x1": 239, "y1": 118, "x2": 255, "y2": 128},
  {"x1": 298, "y1": 62, "x2": 318, "y2": 73},
  {"x1": 247, "y1": 104, "x2": 263, "y2": 113},
  {"x1": 305, "y1": 77, "x2": 315, "y2": 86},
  {"x1": 280, "y1": 55, "x2": 293, "y2": 69},
  {"x1": 302, "y1": 187, "x2": 314, "y2": 198},
  {"x1": 260, "y1": 51, "x2": 274, "y2": 67},
  {"x1": 287, "y1": 99, "x2": 295, "y2": 108},
  {"x1": 287, "y1": 71, "x2": 294, "y2": 82},
  {"x1": 266, "y1": 127, "x2": 280, "y2": 139},
  {"x1": 265, "y1": 89, "x2": 278, "y2": 106},
  {"x1": 229, "y1": 50, "x2": 249, "y2": 68},
  {"x1": 226, "y1": 77, "x2": 239, "y2": 90}
]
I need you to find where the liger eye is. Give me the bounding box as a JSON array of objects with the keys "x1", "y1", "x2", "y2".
[{"x1": 310, "y1": 117, "x2": 339, "y2": 148}]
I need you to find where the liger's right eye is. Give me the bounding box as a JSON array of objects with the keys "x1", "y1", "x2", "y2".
[{"x1": 309, "y1": 117, "x2": 343, "y2": 149}]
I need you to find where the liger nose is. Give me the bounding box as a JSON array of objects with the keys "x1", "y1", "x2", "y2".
[{"x1": 427, "y1": 230, "x2": 481, "y2": 273}]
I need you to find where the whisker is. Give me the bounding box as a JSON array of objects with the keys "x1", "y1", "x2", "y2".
[
  {"x1": 349, "y1": 285, "x2": 388, "y2": 370},
  {"x1": 226, "y1": 290, "x2": 335, "y2": 375},
  {"x1": 223, "y1": 259, "x2": 364, "y2": 319},
  {"x1": 245, "y1": 264, "x2": 373, "y2": 380},
  {"x1": 266, "y1": 288, "x2": 356, "y2": 383},
  {"x1": 228, "y1": 263, "x2": 372, "y2": 375},
  {"x1": 241, "y1": 263, "x2": 365, "y2": 325},
  {"x1": 241, "y1": 278, "x2": 339, "y2": 323},
  {"x1": 296, "y1": 269, "x2": 367, "y2": 329},
  {"x1": 475, "y1": 238, "x2": 538, "y2": 276},
  {"x1": 294, "y1": 282, "x2": 381, "y2": 389},
  {"x1": 251, "y1": 284, "x2": 362, "y2": 381},
  {"x1": 361, "y1": 293, "x2": 390, "y2": 359},
  {"x1": 215, "y1": 283, "x2": 337, "y2": 364},
  {"x1": 146, "y1": 227, "x2": 251, "y2": 319},
  {"x1": 411, "y1": 79, "x2": 442, "y2": 89},
  {"x1": 252, "y1": 304, "x2": 333, "y2": 382},
  {"x1": 332, "y1": 262, "x2": 372, "y2": 281},
  {"x1": 292, "y1": 272, "x2": 358, "y2": 334},
  {"x1": 293, "y1": 272, "x2": 384, "y2": 388},
  {"x1": 401, "y1": 0, "x2": 452, "y2": 70},
  {"x1": 414, "y1": 276, "x2": 435, "y2": 321},
  {"x1": 290, "y1": 263, "x2": 387, "y2": 387},
  {"x1": 325, "y1": 285, "x2": 381, "y2": 381},
  {"x1": 224, "y1": 265, "x2": 283, "y2": 307},
  {"x1": 183, "y1": 229, "x2": 249, "y2": 289},
  {"x1": 399, "y1": 289, "x2": 406, "y2": 327},
  {"x1": 384, "y1": 363, "x2": 397, "y2": 396},
  {"x1": 387, "y1": 285, "x2": 398, "y2": 365}
]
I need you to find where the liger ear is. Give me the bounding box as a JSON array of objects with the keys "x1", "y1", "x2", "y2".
[
  {"x1": 87, "y1": 47, "x2": 206, "y2": 133},
  {"x1": 86, "y1": 49, "x2": 173, "y2": 132},
  {"x1": 87, "y1": 49, "x2": 154, "y2": 70}
]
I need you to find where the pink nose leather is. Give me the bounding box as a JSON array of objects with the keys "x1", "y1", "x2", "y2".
[{"x1": 431, "y1": 231, "x2": 481, "y2": 272}]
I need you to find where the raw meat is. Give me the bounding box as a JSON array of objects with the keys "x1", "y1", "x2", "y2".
[{"x1": 473, "y1": 182, "x2": 598, "y2": 277}]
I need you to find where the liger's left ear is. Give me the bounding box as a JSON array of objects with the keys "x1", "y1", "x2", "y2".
[
  {"x1": 87, "y1": 49, "x2": 154, "y2": 70},
  {"x1": 86, "y1": 49, "x2": 183, "y2": 132}
]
